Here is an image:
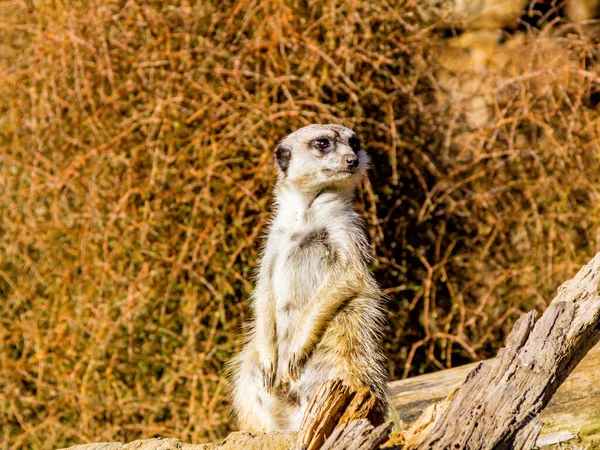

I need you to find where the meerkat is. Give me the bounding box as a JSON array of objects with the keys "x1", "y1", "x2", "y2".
[{"x1": 229, "y1": 124, "x2": 388, "y2": 432}]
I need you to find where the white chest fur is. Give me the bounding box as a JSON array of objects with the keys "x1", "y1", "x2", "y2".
[
  {"x1": 272, "y1": 225, "x2": 332, "y2": 312},
  {"x1": 268, "y1": 189, "x2": 354, "y2": 346}
]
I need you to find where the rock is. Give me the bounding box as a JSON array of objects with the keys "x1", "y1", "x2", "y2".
[
  {"x1": 217, "y1": 431, "x2": 295, "y2": 449},
  {"x1": 59, "y1": 433, "x2": 296, "y2": 450}
]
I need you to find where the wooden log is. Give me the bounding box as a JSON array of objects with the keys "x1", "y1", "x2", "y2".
[
  {"x1": 338, "y1": 388, "x2": 385, "y2": 426},
  {"x1": 293, "y1": 380, "x2": 386, "y2": 450},
  {"x1": 293, "y1": 379, "x2": 353, "y2": 450},
  {"x1": 397, "y1": 253, "x2": 600, "y2": 450},
  {"x1": 389, "y1": 343, "x2": 600, "y2": 448},
  {"x1": 320, "y1": 420, "x2": 393, "y2": 450}
]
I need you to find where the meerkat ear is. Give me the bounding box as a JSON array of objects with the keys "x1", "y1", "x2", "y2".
[{"x1": 274, "y1": 144, "x2": 292, "y2": 174}]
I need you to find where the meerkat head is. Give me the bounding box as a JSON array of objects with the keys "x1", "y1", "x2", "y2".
[{"x1": 274, "y1": 124, "x2": 369, "y2": 194}]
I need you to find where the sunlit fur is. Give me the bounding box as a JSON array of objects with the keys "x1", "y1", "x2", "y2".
[{"x1": 229, "y1": 124, "x2": 388, "y2": 432}]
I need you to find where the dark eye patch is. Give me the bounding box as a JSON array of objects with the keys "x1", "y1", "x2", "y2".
[{"x1": 349, "y1": 136, "x2": 361, "y2": 152}]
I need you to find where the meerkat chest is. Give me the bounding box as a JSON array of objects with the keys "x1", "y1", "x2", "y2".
[{"x1": 272, "y1": 225, "x2": 338, "y2": 313}]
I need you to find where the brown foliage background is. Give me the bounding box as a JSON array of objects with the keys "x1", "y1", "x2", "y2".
[{"x1": 1, "y1": 1, "x2": 599, "y2": 449}]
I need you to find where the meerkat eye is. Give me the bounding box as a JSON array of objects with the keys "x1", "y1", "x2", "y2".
[
  {"x1": 349, "y1": 136, "x2": 361, "y2": 152},
  {"x1": 313, "y1": 138, "x2": 331, "y2": 151}
]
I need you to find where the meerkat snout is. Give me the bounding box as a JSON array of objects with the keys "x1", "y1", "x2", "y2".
[{"x1": 344, "y1": 153, "x2": 359, "y2": 169}]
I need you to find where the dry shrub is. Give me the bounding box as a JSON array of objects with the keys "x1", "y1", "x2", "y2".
[{"x1": 0, "y1": 1, "x2": 599, "y2": 449}]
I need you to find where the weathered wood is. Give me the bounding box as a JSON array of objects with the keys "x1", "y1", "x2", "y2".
[
  {"x1": 320, "y1": 420, "x2": 393, "y2": 450},
  {"x1": 511, "y1": 416, "x2": 543, "y2": 450},
  {"x1": 384, "y1": 389, "x2": 458, "y2": 449},
  {"x1": 389, "y1": 343, "x2": 600, "y2": 448},
  {"x1": 389, "y1": 343, "x2": 600, "y2": 442},
  {"x1": 338, "y1": 388, "x2": 385, "y2": 426},
  {"x1": 293, "y1": 380, "x2": 387, "y2": 450},
  {"x1": 390, "y1": 332, "x2": 600, "y2": 448},
  {"x1": 402, "y1": 253, "x2": 600, "y2": 450},
  {"x1": 293, "y1": 379, "x2": 353, "y2": 450}
]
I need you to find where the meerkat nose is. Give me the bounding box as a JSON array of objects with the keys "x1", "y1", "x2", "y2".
[{"x1": 345, "y1": 154, "x2": 359, "y2": 169}]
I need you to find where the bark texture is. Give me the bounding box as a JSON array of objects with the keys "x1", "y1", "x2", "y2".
[
  {"x1": 293, "y1": 379, "x2": 387, "y2": 450},
  {"x1": 389, "y1": 344, "x2": 600, "y2": 447},
  {"x1": 321, "y1": 421, "x2": 393, "y2": 450},
  {"x1": 405, "y1": 253, "x2": 600, "y2": 449}
]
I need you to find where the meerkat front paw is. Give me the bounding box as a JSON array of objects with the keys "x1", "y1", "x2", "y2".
[
  {"x1": 287, "y1": 350, "x2": 309, "y2": 381},
  {"x1": 285, "y1": 322, "x2": 315, "y2": 381},
  {"x1": 258, "y1": 349, "x2": 278, "y2": 393},
  {"x1": 261, "y1": 361, "x2": 277, "y2": 393}
]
